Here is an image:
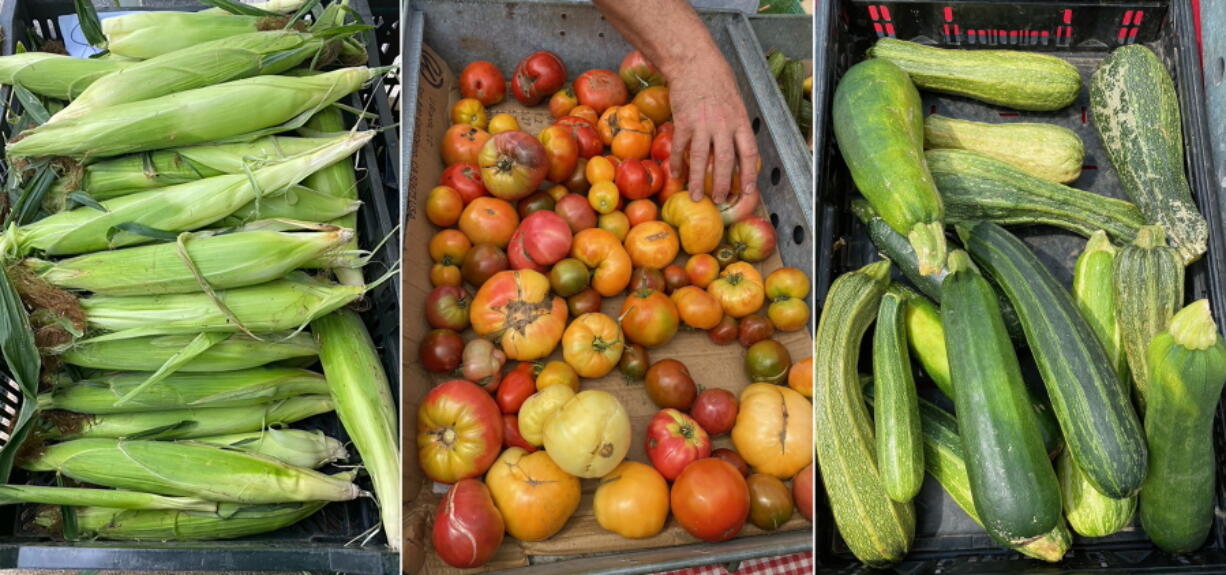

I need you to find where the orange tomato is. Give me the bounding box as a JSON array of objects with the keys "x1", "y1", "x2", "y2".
[
  {"x1": 685, "y1": 254, "x2": 720, "y2": 288},
  {"x1": 562, "y1": 313, "x2": 625, "y2": 379},
  {"x1": 569, "y1": 105, "x2": 599, "y2": 125},
  {"x1": 599, "y1": 211, "x2": 630, "y2": 242},
  {"x1": 586, "y1": 155, "x2": 616, "y2": 184},
  {"x1": 470, "y1": 270, "x2": 568, "y2": 360},
  {"x1": 549, "y1": 86, "x2": 579, "y2": 119},
  {"x1": 429, "y1": 229, "x2": 472, "y2": 265},
  {"x1": 597, "y1": 104, "x2": 655, "y2": 160},
  {"x1": 671, "y1": 286, "x2": 724, "y2": 329},
  {"x1": 537, "y1": 360, "x2": 579, "y2": 392},
  {"x1": 731, "y1": 384, "x2": 812, "y2": 479},
  {"x1": 788, "y1": 357, "x2": 812, "y2": 398},
  {"x1": 619, "y1": 289, "x2": 680, "y2": 348},
  {"x1": 431, "y1": 263, "x2": 461, "y2": 287},
  {"x1": 671, "y1": 458, "x2": 750, "y2": 542},
  {"x1": 594, "y1": 461, "x2": 670, "y2": 539},
  {"x1": 661, "y1": 193, "x2": 724, "y2": 255},
  {"x1": 588, "y1": 181, "x2": 620, "y2": 215},
  {"x1": 708, "y1": 262, "x2": 765, "y2": 318},
  {"x1": 459, "y1": 197, "x2": 519, "y2": 248},
  {"x1": 441, "y1": 123, "x2": 491, "y2": 166},
  {"x1": 632, "y1": 86, "x2": 671, "y2": 125},
  {"x1": 538, "y1": 125, "x2": 580, "y2": 184},
  {"x1": 485, "y1": 448, "x2": 581, "y2": 542},
  {"x1": 571, "y1": 228, "x2": 632, "y2": 296},
  {"x1": 488, "y1": 113, "x2": 520, "y2": 135},
  {"x1": 766, "y1": 267, "x2": 811, "y2": 332},
  {"x1": 625, "y1": 199, "x2": 658, "y2": 227},
  {"x1": 426, "y1": 185, "x2": 464, "y2": 227},
  {"x1": 623, "y1": 221, "x2": 679, "y2": 270},
  {"x1": 451, "y1": 98, "x2": 489, "y2": 130}
]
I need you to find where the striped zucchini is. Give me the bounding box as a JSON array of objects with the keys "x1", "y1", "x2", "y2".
[
  {"x1": 1091, "y1": 45, "x2": 1208, "y2": 264},
  {"x1": 873, "y1": 291, "x2": 924, "y2": 503},
  {"x1": 960, "y1": 221, "x2": 1146, "y2": 499},
  {"x1": 1140, "y1": 300, "x2": 1226, "y2": 553},
  {"x1": 924, "y1": 115, "x2": 1085, "y2": 184},
  {"x1": 942, "y1": 250, "x2": 1061, "y2": 544},
  {"x1": 1114, "y1": 226, "x2": 1184, "y2": 413},
  {"x1": 868, "y1": 38, "x2": 1081, "y2": 111},
  {"x1": 1074, "y1": 231, "x2": 1130, "y2": 384},
  {"x1": 815, "y1": 260, "x2": 915, "y2": 566},
  {"x1": 927, "y1": 149, "x2": 1145, "y2": 244},
  {"x1": 1058, "y1": 449, "x2": 1136, "y2": 538},
  {"x1": 834, "y1": 59, "x2": 946, "y2": 275}
]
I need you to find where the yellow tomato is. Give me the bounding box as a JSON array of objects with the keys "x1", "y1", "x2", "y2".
[
  {"x1": 451, "y1": 98, "x2": 489, "y2": 130},
  {"x1": 488, "y1": 113, "x2": 520, "y2": 134},
  {"x1": 594, "y1": 461, "x2": 670, "y2": 539},
  {"x1": 543, "y1": 390, "x2": 632, "y2": 478},
  {"x1": 537, "y1": 360, "x2": 579, "y2": 392},
  {"x1": 599, "y1": 210, "x2": 630, "y2": 241},
  {"x1": 585, "y1": 155, "x2": 616, "y2": 184},
  {"x1": 589, "y1": 181, "x2": 620, "y2": 215},
  {"x1": 562, "y1": 312, "x2": 624, "y2": 378},
  {"x1": 732, "y1": 383, "x2": 813, "y2": 479},
  {"x1": 485, "y1": 448, "x2": 581, "y2": 541},
  {"x1": 518, "y1": 384, "x2": 576, "y2": 446}
]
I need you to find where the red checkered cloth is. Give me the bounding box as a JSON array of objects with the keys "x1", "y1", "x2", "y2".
[{"x1": 652, "y1": 551, "x2": 813, "y2": 575}]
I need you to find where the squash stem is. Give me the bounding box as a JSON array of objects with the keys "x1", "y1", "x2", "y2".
[
  {"x1": 1169, "y1": 299, "x2": 1218, "y2": 351},
  {"x1": 909, "y1": 221, "x2": 947, "y2": 276}
]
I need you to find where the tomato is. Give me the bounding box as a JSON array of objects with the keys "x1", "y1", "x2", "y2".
[
  {"x1": 442, "y1": 124, "x2": 491, "y2": 166},
  {"x1": 549, "y1": 86, "x2": 579, "y2": 119},
  {"x1": 588, "y1": 181, "x2": 620, "y2": 215},
  {"x1": 574, "y1": 69, "x2": 629, "y2": 115},
  {"x1": 788, "y1": 357, "x2": 813, "y2": 398},
  {"x1": 712, "y1": 447, "x2": 750, "y2": 477},
  {"x1": 624, "y1": 221, "x2": 679, "y2": 270},
  {"x1": 478, "y1": 131, "x2": 549, "y2": 201},
  {"x1": 646, "y1": 408, "x2": 711, "y2": 481},
  {"x1": 661, "y1": 194, "x2": 724, "y2": 255},
  {"x1": 645, "y1": 358, "x2": 697, "y2": 410},
  {"x1": 642, "y1": 159, "x2": 666, "y2": 195},
  {"x1": 594, "y1": 461, "x2": 669, "y2": 539},
  {"x1": 544, "y1": 390, "x2": 633, "y2": 478},
  {"x1": 426, "y1": 285, "x2": 471, "y2": 332},
  {"x1": 625, "y1": 199, "x2": 658, "y2": 227},
  {"x1": 451, "y1": 98, "x2": 489, "y2": 130},
  {"x1": 517, "y1": 191, "x2": 556, "y2": 219},
  {"x1": 485, "y1": 447, "x2": 580, "y2": 541},
  {"x1": 585, "y1": 155, "x2": 616, "y2": 184},
  {"x1": 727, "y1": 216, "x2": 777, "y2": 262},
  {"x1": 459, "y1": 61, "x2": 506, "y2": 106},
  {"x1": 685, "y1": 254, "x2": 720, "y2": 288},
  {"x1": 746, "y1": 339, "x2": 791, "y2": 384},
  {"x1": 690, "y1": 388, "x2": 738, "y2": 437},
  {"x1": 663, "y1": 265, "x2": 689, "y2": 293},
  {"x1": 556, "y1": 116, "x2": 603, "y2": 159},
  {"x1": 650, "y1": 123, "x2": 673, "y2": 164},
  {"x1": 507, "y1": 210, "x2": 573, "y2": 272},
  {"x1": 738, "y1": 314, "x2": 774, "y2": 348},
  {"x1": 597, "y1": 104, "x2": 655, "y2": 160},
  {"x1": 536, "y1": 360, "x2": 579, "y2": 393},
  {"x1": 440, "y1": 163, "x2": 488, "y2": 205},
  {"x1": 620, "y1": 289, "x2": 680, "y2": 348},
  {"x1": 708, "y1": 315, "x2": 739, "y2": 346},
  {"x1": 708, "y1": 262, "x2": 766, "y2": 318},
  {"x1": 433, "y1": 479, "x2": 504, "y2": 569},
  {"x1": 768, "y1": 298, "x2": 809, "y2": 333},
  {"x1": 732, "y1": 384, "x2": 813, "y2": 478},
  {"x1": 497, "y1": 363, "x2": 537, "y2": 414},
  {"x1": 697, "y1": 154, "x2": 759, "y2": 199},
  {"x1": 671, "y1": 286, "x2": 723, "y2": 330},
  {"x1": 562, "y1": 313, "x2": 624, "y2": 379},
  {"x1": 619, "y1": 50, "x2": 666, "y2": 92},
  {"x1": 426, "y1": 185, "x2": 464, "y2": 227},
  {"x1": 431, "y1": 264, "x2": 461, "y2": 288},
  {"x1": 417, "y1": 379, "x2": 503, "y2": 483},
  {"x1": 747, "y1": 474, "x2": 793, "y2": 531},
  {"x1": 502, "y1": 414, "x2": 537, "y2": 452},
  {"x1": 632, "y1": 85, "x2": 671, "y2": 125},
  {"x1": 569, "y1": 105, "x2": 599, "y2": 126},
  {"x1": 488, "y1": 113, "x2": 520, "y2": 135},
  {"x1": 671, "y1": 458, "x2": 750, "y2": 542},
  {"x1": 630, "y1": 267, "x2": 666, "y2": 293},
  {"x1": 462, "y1": 338, "x2": 506, "y2": 390},
  {"x1": 571, "y1": 228, "x2": 632, "y2": 296},
  {"x1": 766, "y1": 267, "x2": 811, "y2": 332},
  {"x1": 471, "y1": 270, "x2": 568, "y2": 360},
  {"x1": 794, "y1": 463, "x2": 814, "y2": 522},
  {"x1": 766, "y1": 267, "x2": 810, "y2": 299},
  {"x1": 519, "y1": 385, "x2": 575, "y2": 446},
  {"x1": 714, "y1": 243, "x2": 740, "y2": 269},
  {"x1": 420, "y1": 329, "x2": 464, "y2": 373},
  {"x1": 554, "y1": 193, "x2": 598, "y2": 233},
  {"x1": 599, "y1": 211, "x2": 630, "y2": 242},
  {"x1": 548, "y1": 258, "x2": 589, "y2": 297},
  {"x1": 459, "y1": 197, "x2": 519, "y2": 248},
  {"x1": 538, "y1": 125, "x2": 579, "y2": 184},
  {"x1": 568, "y1": 287, "x2": 603, "y2": 317},
  {"x1": 511, "y1": 50, "x2": 567, "y2": 106},
  {"x1": 613, "y1": 158, "x2": 653, "y2": 201},
  {"x1": 563, "y1": 159, "x2": 590, "y2": 195},
  {"x1": 461, "y1": 243, "x2": 508, "y2": 287},
  {"x1": 430, "y1": 229, "x2": 471, "y2": 265},
  {"x1": 618, "y1": 343, "x2": 650, "y2": 381}
]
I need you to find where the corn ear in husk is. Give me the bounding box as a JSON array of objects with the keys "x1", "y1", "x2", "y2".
[
  {"x1": 0, "y1": 485, "x2": 216, "y2": 512},
  {"x1": 194, "y1": 428, "x2": 348, "y2": 469},
  {"x1": 42, "y1": 395, "x2": 334, "y2": 440},
  {"x1": 301, "y1": 107, "x2": 364, "y2": 285},
  {"x1": 102, "y1": 12, "x2": 296, "y2": 60},
  {"x1": 60, "y1": 332, "x2": 317, "y2": 372},
  {"x1": 39, "y1": 368, "x2": 328, "y2": 414},
  {"x1": 223, "y1": 186, "x2": 361, "y2": 226},
  {"x1": 34, "y1": 501, "x2": 328, "y2": 541},
  {"x1": 202, "y1": 0, "x2": 309, "y2": 14},
  {"x1": 0, "y1": 53, "x2": 129, "y2": 100}
]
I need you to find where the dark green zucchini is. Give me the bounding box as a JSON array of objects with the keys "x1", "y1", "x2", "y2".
[
  {"x1": 873, "y1": 291, "x2": 924, "y2": 503},
  {"x1": 1114, "y1": 225, "x2": 1184, "y2": 414}
]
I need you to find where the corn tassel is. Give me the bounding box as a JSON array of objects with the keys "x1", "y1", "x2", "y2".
[
  {"x1": 0, "y1": 53, "x2": 129, "y2": 101},
  {"x1": 194, "y1": 428, "x2": 348, "y2": 469},
  {"x1": 61, "y1": 332, "x2": 317, "y2": 372},
  {"x1": 0, "y1": 485, "x2": 216, "y2": 512},
  {"x1": 39, "y1": 368, "x2": 328, "y2": 414},
  {"x1": 102, "y1": 12, "x2": 297, "y2": 60},
  {"x1": 35, "y1": 501, "x2": 328, "y2": 541},
  {"x1": 42, "y1": 395, "x2": 334, "y2": 440}
]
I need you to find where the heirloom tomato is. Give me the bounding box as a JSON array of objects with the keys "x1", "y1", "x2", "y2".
[
  {"x1": 497, "y1": 363, "x2": 537, "y2": 414},
  {"x1": 737, "y1": 314, "x2": 774, "y2": 348},
  {"x1": 645, "y1": 358, "x2": 697, "y2": 410},
  {"x1": 585, "y1": 155, "x2": 616, "y2": 184},
  {"x1": 643, "y1": 159, "x2": 666, "y2": 195},
  {"x1": 544, "y1": 390, "x2": 633, "y2": 478},
  {"x1": 684, "y1": 253, "x2": 720, "y2": 288},
  {"x1": 567, "y1": 287, "x2": 603, "y2": 317},
  {"x1": 713, "y1": 243, "x2": 740, "y2": 269},
  {"x1": 766, "y1": 267, "x2": 811, "y2": 332},
  {"x1": 536, "y1": 360, "x2": 579, "y2": 393},
  {"x1": 618, "y1": 50, "x2": 666, "y2": 92},
  {"x1": 518, "y1": 385, "x2": 575, "y2": 446},
  {"x1": 747, "y1": 474, "x2": 793, "y2": 531},
  {"x1": 562, "y1": 313, "x2": 624, "y2": 379},
  {"x1": 564, "y1": 159, "x2": 591, "y2": 194},
  {"x1": 768, "y1": 298, "x2": 809, "y2": 333},
  {"x1": 417, "y1": 379, "x2": 503, "y2": 484},
  {"x1": 555, "y1": 193, "x2": 598, "y2": 233},
  {"x1": 459, "y1": 197, "x2": 518, "y2": 248},
  {"x1": 507, "y1": 210, "x2": 573, "y2": 272},
  {"x1": 794, "y1": 463, "x2": 814, "y2": 522},
  {"x1": 597, "y1": 104, "x2": 654, "y2": 160},
  {"x1": 671, "y1": 286, "x2": 723, "y2": 330},
  {"x1": 708, "y1": 315, "x2": 739, "y2": 346},
  {"x1": 478, "y1": 131, "x2": 549, "y2": 201},
  {"x1": 618, "y1": 343, "x2": 650, "y2": 381},
  {"x1": 599, "y1": 211, "x2": 630, "y2": 242},
  {"x1": 426, "y1": 185, "x2": 463, "y2": 227},
  {"x1": 470, "y1": 270, "x2": 567, "y2": 360},
  {"x1": 632, "y1": 86, "x2": 671, "y2": 125},
  {"x1": 549, "y1": 257, "x2": 590, "y2": 297},
  {"x1": 502, "y1": 414, "x2": 537, "y2": 452},
  {"x1": 727, "y1": 216, "x2": 777, "y2": 262},
  {"x1": 661, "y1": 193, "x2": 723, "y2": 255},
  {"x1": 630, "y1": 267, "x2": 666, "y2": 293},
  {"x1": 620, "y1": 289, "x2": 680, "y2": 348},
  {"x1": 712, "y1": 448, "x2": 750, "y2": 477},
  {"x1": 451, "y1": 98, "x2": 488, "y2": 130},
  {"x1": 488, "y1": 113, "x2": 520, "y2": 135},
  {"x1": 625, "y1": 199, "x2": 658, "y2": 227},
  {"x1": 732, "y1": 384, "x2": 813, "y2": 479},
  {"x1": 745, "y1": 340, "x2": 791, "y2": 384},
  {"x1": 663, "y1": 264, "x2": 689, "y2": 292},
  {"x1": 459, "y1": 61, "x2": 506, "y2": 106},
  {"x1": 645, "y1": 408, "x2": 711, "y2": 481},
  {"x1": 511, "y1": 50, "x2": 567, "y2": 106},
  {"x1": 556, "y1": 115, "x2": 603, "y2": 159},
  {"x1": 588, "y1": 181, "x2": 620, "y2": 215},
  {"x1": 461, "y1": 338, "x2": 506, "y2": 390},
  {"x1": 420, "y1": 329, "x2": 463, "y2": 373},
  {"x1": 715, "y1": 186, "x2": 760, "y2": 225},
  {"x1": 549, "y1": 86, "x2": 579, "y2": 119},
  {"x1": 461, "y1": 243, "x2": 508, "y2": 287},
  {"x1": 650, "y1": 122, "x2": 673, "y2": 164},
  {"x1": 788, "y1": 357, "x2": 813, "y2": 398},
  {"x1": 574, "y1": 69, "x2": 628, "y2": 114},
  {"x1": 433, "y1": 479, "x2": 504, "y2": 569},
  {"x1": 429, "y1": 229, "x2": 471, "y2": 266},
  {"x1": 671, "y1": 458, "x2": 750, "y2": 542},
  {"x1": 614, "y1": 158, "x2": 653, "y2": 201},
  {"x1": 486, "y1": 447, "x2": 580, "y2": 541},
  {"x1": 624, "y1": 221, "x2": 679, "y2": 270},
  {"x1": 442, "y1": 123, "x2": 491, "y2": 166},
  {"x1": 440, "y1": 163, "x2": 487, "y2": 205},
  {"x1": 571, "y1": 228, "x2": 632, "y2": 296},
  {"x1": 431, "y1": 264, "x2": 460, "y2": 288},
  {"x1": 517, "y1": 190, "x2": 556, "y2": 219},
  {"x1": 594, "y1": 461, "x2": 669, "y2": 539},
  {"x1": 538, "y1": 125, "x2": 579, "y2": 184},
  {"x1": 708, "y1": 262, "x2": 765, "y2": 318},
  {"x1": 426, "y1": 285, "x2": 471, "y2": 332},
  {"x1": 569, "y1": 105, "x2": 599, "y2": 125}
]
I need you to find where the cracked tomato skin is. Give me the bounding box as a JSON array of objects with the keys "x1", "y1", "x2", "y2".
[
  {"x1": 731, "y1": 383, "x2": 813, "y2": 479},
  {"x1": 417, "y1": 379, "x2": 504, "y2": 484},
  {"x1": 511, "y1": 51, "x2": 567, "y2": 106},
  {"x1": 671, "y1": 458, "x2": 749, "y2": 542},
  {"x1": 470, "y1": 270, "x2": 568, "y2": 361},
  {"x1": 485, "y1": 447, "x2": 581, "y2": 541},
  {"x1": 433, "y1": 479, "x2": 504, "y2": 569}
]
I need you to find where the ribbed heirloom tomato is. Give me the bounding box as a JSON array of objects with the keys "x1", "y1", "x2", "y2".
[
  {"x1": 441, "y1": 123, "x2": 491, "y2": 166},
  {"x1": 571, "y1": 228, "x2": 632, "y2": 296},
  {"x1": 624, "y1": 221, "x2": 679, "y2": 270},
  {"x1": 597, "y1": 104, "x2": 655, "y2": 160},
  {"x1": 574, "y1": 69, "x2": 628, "y2": 114},
  {"x1": 507, "y1": 210, "x2": 573, "y2": 272},
  {"x1": 594, "y1": 461, "x2": 669, "y2": 539},
  {"x1": 671, "y1": 458, "x2": 750, "y2": 542},
  {"x1": 518, "y1": 384, "x2": 574, "y2": 446},
  {"x1": 556, "y1": 115, "x2": 604, "y2": 159},
  {"x1": 485, "y1": 447, "x2": 580, "y2": 541},
  {"x1": 562, "y1": 312, "x2": 625, "y2": 378},
  {"x1": 432, "y1": 479, "x2": 504, "y2": 569},
  {"x1": 620, "y1": 289, "x2": 680, "y2": 348},
  {"x1": 732, "y1": 383, "x2": 813, "y2": 479},
  {"x1": 645, "y1": 408, "x2": 711, "y2": 481},
  {"x1": 708, "y1": 262, "x2": 766, "y2": 318},
  {"x1": 470, "y1": 269, "x2": 568, "y2": 361},
  {"x1": 478, "y1": 131, "x2": 549, "y2": 201},
  {"x1": 662, "y1": 193, "x2": 724, "y2": 255},
  {"x1": 417, "y1": 379, "x2": 503, "y2": 484},
  {"x1": 459, "y1": 197, "x2": 518, "y2": 248},
  {"x1": 544, "y1": 390, "x2": 633, "y2": 478}
]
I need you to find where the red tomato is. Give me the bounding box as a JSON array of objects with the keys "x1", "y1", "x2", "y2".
[
  {"x1": 712, "y1": 447, "x2": 750, "y2": 477},
  {"x1": 549, "y1": 86, "x2": 579, "y2": 119},
  {"x1": 727, "y1": 216, "x2": 778, "y2": 262},
  {"x1": 459, "y1": 197, "x2": 519, "y2": 248},
  {"x1": 459, "y1": 61, "x2": 506, "y2": 106},
  {"x1": 502, "y1": 414, "x2": 537, "y2": 452},
  {"x1": 420, "y1": 329, "x2": 464, "y2": 373},
  {"x1": 625, "y1": 199, "x2": 658, "y2": 227},
  {"x1": 794, "y1": 463, "x2": 814, "y2": 522},
  {"x1": 645, "y1": 408, "x2": 711, "y2": 481},
  {"x1": 614, "y1": 158, "x2": 654, "y2": 201},
  {"x1": 426, "y1": 185, "x2": 464, "y2": 228},
  {"x1": 512, "y1": 50, "x2": 567, "y2": 106},
  {"x1": 574, "y1": 69, "x2": 629, "y2": 114},
  {"x1": 417, "y1": 379, "x2": 504, "y2": 483},
  {"x1": 569, "y1": 105, "x2": 599, "y2": 126},
  {"x1": 433, "y1": 479, "x2": 504, "y2": 568},
  {"x1": 663, "y1": 265, "x2": 689, "y2": 293},
  {"x1": 690, "y1": 388, "x2": 738, "y2": 436},
  {"x1": 642, "y1": 159, "x2": 665, "y2": 195},
  {"x1": 496, "y1": 363, "x2": 538, "y2": 414},
  {"x1": 461, "y1": 243, "x2": 508, "y2": 287},
  {"x1": 538, "y1": 125, "x2": 579, "y2": 184},
  {"x1": 442, "y1": 124, "x2": 491, "y2": 166},
  {"x1": 440, "y1": 163, "x2": 488, "y2": 205},
  {"x1": 619, "y1": 50, "x2": 666, "y2": 93},
  {"x1": 507, "y1": 210, "x2": 573, "y2": 272},
  {"x1": 555, "y1": 116, "x2": 604, "y2": 159},
  {"x1": 738, "y1": 314, "x2": 775, "y2": 348},
  {"x1": 708, "y1": 315, "x2": 739, "y2": 346},
  {"x1": 651, "y1": 123, "x2": 674, "y2": 164},
  {"x1": 555, "y1": 193, "x2": 598, "y2": 233},
  {"x1": 620, "y1": 289, "x2": 680, "y2": 348},
  {"x1": 477, "y1": 131, "x2": 549, "y2": 201},
  {"x1": 645, "y1": 358, "x2": 697, "y2": 410},
  {"x1": 426, "y1": 285, "x2": 470, "y2": 332},
  {"x1": 671, "y1": 458, "x2": 750, "y2": 542}
]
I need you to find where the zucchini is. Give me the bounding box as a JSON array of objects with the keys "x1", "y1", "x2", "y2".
[
  {"x1": 1140, "y1": 300, "x2": 1226, "y2": 553},
  {"x1": 927, "y1": 148, "x2": 1145, "y2": 243},
  {"x1": 867, "y1": 38, "x2": 1080, "y2": 111},
  {"x1": 1090, "y1": 45, "x2": 1207, "y2": 264},
  {"x1": 865, "y1": 387, "x2": 1072, "y2": 562},
  {"x1": 833, "y1": 58, "x2": 946, "y2": 276},
  {"x1": 960, "y1": 221, "x2": 1146, "y2": 499},
  {"x1": 767, "y1": 50, "x2": 787, "y2": 80},
  {"x1": 1114, "y1": 225, "x2": 1184, "y2": 413},
  {"x1": 781, "y1": 60, "x2": 804, "y2": 121},
  {"x1": 815, "y1": 260, "x2": 914, "y2": 566},
  {"x1": 941, "y1": 250, "x2": 1061, "y2": 544},
  {"x1": 923, "y1": 114, "x2": 1084, "y2": 184},
  {"x1": 872, "y1": 291, "x2": 924, "y2": 503},
  {"x1": 1073, "y1": 231, "x2": 1130, "y2": 385},
  {"x1": 799, "y1": 98, "x2": 812, "y2": 138},
  {"x1": 1058, "y1": 449, "x2": 1136, "y2": 538}
]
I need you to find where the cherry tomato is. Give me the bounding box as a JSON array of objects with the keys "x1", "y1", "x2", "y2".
[
  {"x1": 586, "y1": 155, "x2": 616, "y2": 184},
  {"x1": 588, "y1": 181, "x2": 621, "y2": 215}
]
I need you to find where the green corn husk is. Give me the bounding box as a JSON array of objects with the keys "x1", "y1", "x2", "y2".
[
  {"x1": 61, "y1": 332, "x2": 317, "y2": 372},
  {"x1": 26, "y1": 229, "x2": 353, "y2": 296},
  {"x1": 51, "y1": 31, "x2": 329, "y2": 124},
  {"x1": 222, "y1": 186, "x2": 361, "y2": 226},
  {"x1": 102, "y1": 12, "x2": 296, "y2": 60},
  {"x1": 39, "y1": 368, "x2": 328, "y2": 414},
  {"x1": 203, "y1": 0, "x2": 310, "y2": 14},
  {"x1": 194, "y1": 428, "x2": 348, "y2": 469},
  {"x1": 42, "y1": 395, "x2": 334, "y2": 440},
  {"x1": 0, "y1": 485, "x2": 216, "y2": 512},
  {"x1": 301, "y1": 107, "x2": 364, "y2": 285},
  {"x1": 9, "y1": 68, "x2": 377, "y2": 159},
  {"x1": 81, "y1": 273, "x2": 363, "y2": 341},
  {"x1": 34, "y1": 501, "x2": 328, "y2": 541},
  {"x1": 312, "y1": 310, "x2": 400, "y2": 550},
  {"x1": 0, "y1": 53, "x2": 130, "y2": 100},
  {"x1": 15, "y1": 132, "x2": 373, "y2": 255},
  {"x1": 22, "y1": 438, "x2": 361, "y2": 503}
]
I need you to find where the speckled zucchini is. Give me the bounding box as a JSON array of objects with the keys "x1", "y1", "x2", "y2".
[
  {"x1": 1114, "y1": 225, "x2": 1185, "y2": 413},
  {"x1": 924, "y1": 114, "x2": 1084, "y2": 184},
  {"x1": 873, "y1": 291, "x2": 924, "y2": 503}
]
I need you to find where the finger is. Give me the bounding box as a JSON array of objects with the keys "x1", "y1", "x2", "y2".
[
  {"x1": 710, "y1": 133, "x2": 735, "y2": 203},
  {"x1": 670, "y1": 124, "x2": 692, "y2": 182},
  {"x1": 687, "y1": 131, "x2": 711, "y2": 201},
  {"x1": 734, "y1": 126, "x2": 761, "y2": 197}
]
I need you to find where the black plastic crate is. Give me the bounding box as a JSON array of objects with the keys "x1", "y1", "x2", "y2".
[
  {"x1": 817, "y1": 0, "x2": 1226, "y2": 572},
  {"x1": 0, "y1": 1, "x2": 401, "y2": 573}
]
